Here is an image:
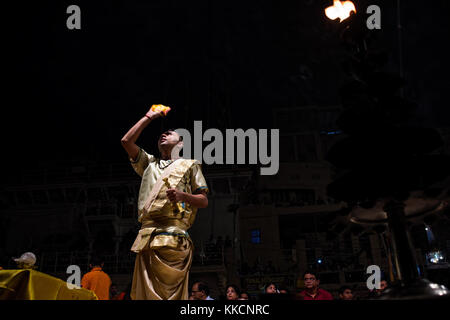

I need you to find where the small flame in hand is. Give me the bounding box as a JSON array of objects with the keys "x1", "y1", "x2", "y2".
[{"x1": 325, "y1": 0, "x2": 356, "y2": 22}]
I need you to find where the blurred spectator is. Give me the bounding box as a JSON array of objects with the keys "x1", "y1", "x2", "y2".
[
  {"x1": 110, "y1": 283, "x2": 119, "y2": 299},
  {"x1": 278, "y1": 286, "x2": 295, "y2": 300},
  {"x1": 239, "y1": 292, "x2": 249, "y2": 300},
  {"x1": 297, "y1": 270, "x2": 333, "y2": 300},
  {"x1": 263, "y1": 282, "x2": 279, "y2": 294},
  {"x1": 338, "y1": 285, "x2": 354, "y2": 300},
  {"x1": 378, "y1": 280, "x2": 388, "y2": 294},
  {"x1": 110, "y1": 283, "x2": 126, "y2": 300},
  {"x1": 122, "y1": 282, "x2": 132, "y2": 300},
  {"x1": 368, "y1": 279, "x2": 389, "y2": 298},
  {"x1": 261, "y1": 283, "x2": 297, "y2": 301},
  {"x1": 226, "y1": 284, "x2": 241, "y2": 300},
  {"x1": 81, "y1": 256, "x2": 112, "y2": 300},
  {"x1": 191, "y1": 281, "x2": 214, "y2": 300},
  {"x1": 13, "y1": 252, "x2": 37, "y2": 269},
  {"x1": 279, "y1": 286, "x2": 289, "y2": 294}
]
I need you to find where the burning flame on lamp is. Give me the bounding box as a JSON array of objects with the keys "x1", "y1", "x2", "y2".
[{"x1": 325, "y1": 0, "x2": 356, "y2": 22}]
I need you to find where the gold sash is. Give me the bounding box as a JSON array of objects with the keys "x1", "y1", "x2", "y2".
[
  {"x1": 143, "y1": 158, "x2": 198, "y2": 213},
  {"x1": 131, "y1": 159, "x2": 198, "y2": 254}
]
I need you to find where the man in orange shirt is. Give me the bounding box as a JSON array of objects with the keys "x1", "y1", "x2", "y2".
[{"x1": 81, "y1": 257, "x2": 112, "y2": 300}]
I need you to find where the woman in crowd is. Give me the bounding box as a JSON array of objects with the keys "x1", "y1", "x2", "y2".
[
  {"x1": 226, "y1": 284, "x2": 241, "y2": 300},
  {"x1": 263, "y1": 282, "x2": 279, "y2": 294}
]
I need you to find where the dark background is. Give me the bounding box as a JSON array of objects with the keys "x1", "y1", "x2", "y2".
[
  {"x1": 2, "y1": 0, "x2": 449, "y2": 176},
  {"x1": 1, "y1": 0, "x2": 450, "y2": 300}
]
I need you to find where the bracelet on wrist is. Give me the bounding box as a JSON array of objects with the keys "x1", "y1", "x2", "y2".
[{"x1": 144, "y1": 112, "x2": 153, "y2": 120}]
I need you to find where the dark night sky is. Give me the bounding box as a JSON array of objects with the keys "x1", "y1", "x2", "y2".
[{"x1": 2, "y1": 0, "x2": 449, "y2": 180}]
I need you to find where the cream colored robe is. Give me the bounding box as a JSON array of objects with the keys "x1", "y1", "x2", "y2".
[{"x1": 129, "y1": 148, "x2": 208, "y2": 300}]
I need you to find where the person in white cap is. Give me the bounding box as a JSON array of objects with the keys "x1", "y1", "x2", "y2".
[{"x1": 13, "y1": 252, "x2": 37, "y2": 269}]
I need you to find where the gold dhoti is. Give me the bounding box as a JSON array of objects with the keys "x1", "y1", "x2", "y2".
[{"x1": 130, "y1": 221, "x2": 193, "y2": 300}]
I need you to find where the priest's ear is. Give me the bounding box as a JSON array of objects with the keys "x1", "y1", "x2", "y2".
[{"x1": 177, "y1": 134, "x2": 184, "y2": 146}]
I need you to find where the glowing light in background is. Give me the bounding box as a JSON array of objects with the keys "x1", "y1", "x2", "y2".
[
  {"x1": 325, "y1": 0, "x2": 356, "y2": 22},
  {"x1": 426, "y1": 251, "x2": 444, "y2": 264}
]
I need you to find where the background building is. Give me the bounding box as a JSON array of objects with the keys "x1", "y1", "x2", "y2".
[{"x1": 1, "y1": 0, "x2": 450, "y2": 299}]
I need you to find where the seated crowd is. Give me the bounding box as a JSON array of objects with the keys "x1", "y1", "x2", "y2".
[
  {"x1": 188, "y1": 270, "x2": 390, "y2": 301},
  {"x1": 3, "y1": 252, "x2": 388, "y2": 300}
]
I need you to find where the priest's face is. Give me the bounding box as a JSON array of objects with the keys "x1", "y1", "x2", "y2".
[{"x1": 158, "y1": 130, "x2": 182, "y2": 154}]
